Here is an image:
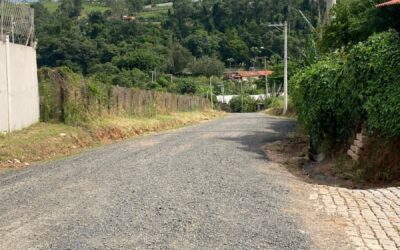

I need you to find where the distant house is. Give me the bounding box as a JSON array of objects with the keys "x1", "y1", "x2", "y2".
[
  {"x1": 225, "y1": 70, "x2": 273, "y2": 82},
  {"x1": 122, "y1": 15, "x2": 136, "y2": 21},
  {"x1": 376, "y1": 0, "x2": 400, "y2": 7}
]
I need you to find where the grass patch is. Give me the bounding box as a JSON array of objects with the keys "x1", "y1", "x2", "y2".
[
  {"x1": 38, "y1": 1, "x2": 59, "y2": 12},
  {"x1": 263, "y1": 97, "x2": 296, "y2": 118},
  {"x1": 137, "y1": 8, "x2": 169, "y2": 19},
  {"x1": 39, "y1": 1, "x2": 168, "y2": 19},
  {"x1": 39, "y1": 2, "x2": 110, "y2": 15},
  {"x1": 81, "y1": 3, "x2": 110, "y2": 14},
  {"x1": 0, "y1": 111, "x2": 224, "y2": 170}
]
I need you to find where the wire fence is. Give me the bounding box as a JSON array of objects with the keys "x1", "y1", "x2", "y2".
[{"x1": 0, "y1": 0, "x2": 34, "y2": 46}]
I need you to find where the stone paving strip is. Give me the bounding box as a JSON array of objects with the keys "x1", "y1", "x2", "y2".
[{"x1": 310, "y1": 185, "x2": 400, "y2": 250}]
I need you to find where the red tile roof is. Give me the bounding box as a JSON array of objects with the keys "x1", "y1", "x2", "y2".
[
  {"x1": 225, "y1": 70, "x2": 274, "y2": 80},
  {"x1": 237, "y1": 70, "x2": 273, "y2": 77},
  {"x1": 376, "y1": 0, "x2": 400, "y2": 7}
]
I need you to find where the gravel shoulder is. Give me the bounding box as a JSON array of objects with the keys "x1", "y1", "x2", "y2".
[{"x1": 0, "y1": 113, "x2": 343, "y2": 249}]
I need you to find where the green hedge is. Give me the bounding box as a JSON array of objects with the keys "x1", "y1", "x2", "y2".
[
  {"x1": 345, "y1": 31, "x2": 400, "y2": 137},
  {"x1": 292, "y1": 31, "x2": 400, "y2": 152}
]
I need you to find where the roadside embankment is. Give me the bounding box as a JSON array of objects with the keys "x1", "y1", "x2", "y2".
[
  {"x1": 0, "y1": 67, "x2": 223, "y2": 170},
  {"x1": 0, "y1": 111, "x2": 224, "y2": 170}
]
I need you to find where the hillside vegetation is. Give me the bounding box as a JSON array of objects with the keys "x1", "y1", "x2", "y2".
[
  {"x1": 31, "y1": 0, "x2": 323, "y2": 100},
  {"x1": 38, "y1": 1, "x2": 109, "y2": 14},
  {"x1": 291, "y1": 0, "x2": 400, "y2": 182}
]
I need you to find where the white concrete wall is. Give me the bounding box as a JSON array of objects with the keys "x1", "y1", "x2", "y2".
[
  {"x1": 217, "y1": 95, "x2": 267, "y2": 104},
  {"x1": 0, "y1": 41, "x2": 8, "y2": 131},
  {"x1": 0, "y1": 38, "x2": 39, "y2": 132}
]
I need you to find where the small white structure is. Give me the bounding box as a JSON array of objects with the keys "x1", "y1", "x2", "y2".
[{"x1": 217, "y1": 95, "x2": 267, "y2": 104}]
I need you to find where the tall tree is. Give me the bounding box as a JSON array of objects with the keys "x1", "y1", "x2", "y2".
[
  {"x1": 167, "y1": 43, "x2": 193, "y2": 74},
  {"x1": 58, "y1": 0, "x2": 83, "y2": 18}
]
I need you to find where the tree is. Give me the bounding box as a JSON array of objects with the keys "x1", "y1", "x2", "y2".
[
  {"x1": 108, "y1": 0, "x2": 128, "y2": 17},
  {"x1": 188, "y1": 56, "x2": 225, "y2": 77},
  {"x1": 220, "y1": 29, "x2": 250, "y2": 64},
  {"x1": 183, "y1": 30, "x2": 221, "y2": 57},
  {"x1": 111, "y1": 49, "x2": 165, "y2": 72},
  {"x1": 111, "y1": 69, "x2": 151, "y2": 88},
  {"x1": 126, "y1": 0, "x2": 145, "y2": 13},
  {"x1": 167, "y1": 43, "x2": 193, "y2": 74},
  {"x1": 319, "y1": 0, "x2": 400, "y2": 52},
  {"x1": 88, "y1": 62, "x2": 120, "y2": 84},
  {"x1": 58, "y1": 0, "x2": 83, "y2": 18}
]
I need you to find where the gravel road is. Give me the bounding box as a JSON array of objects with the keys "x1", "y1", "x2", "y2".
[{"x1": 0, "y1": 113, "x2": 312, "y2": 249}]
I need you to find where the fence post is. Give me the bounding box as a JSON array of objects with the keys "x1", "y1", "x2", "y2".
[{"x1": 5, "y1": 35, "x2": 11, "y2": 132}]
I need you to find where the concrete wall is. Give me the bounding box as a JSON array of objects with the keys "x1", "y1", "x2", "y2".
[
  {"x1": 216, "y1": 94, "x2": 287, "y2": 104},
  {"x1": 0, "y1": 38, "x2": 39, "y2": 132}
]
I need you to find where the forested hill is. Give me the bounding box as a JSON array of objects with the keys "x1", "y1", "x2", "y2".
[
  {"x1": 166, "y1": 0, "x2": 322, "y2": 64},
  {"x1": 32, "y1": 0, "x2": 322, "y2": 92}
]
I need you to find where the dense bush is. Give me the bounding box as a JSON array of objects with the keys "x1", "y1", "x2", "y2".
[
  {"x1": 229, "y1": 95, "x2": 258, "y2": 113},
  {"x1": 319, "y1": 0, "x2": 400, "y2": 52},
  {"x1": 344, "y1": 31, "x2": 400, "y2": 137},
  {"x1": 177, "y1": 79, "x2": 198, "y2": 95},
  {"x1": 292, "y1": 31, "x2": 400, "y2": 153},
  {"x1": 292, "y1": 55, "x2": 355, "y2": 151},
  {"x1": 188, "y1": 56, "x2": 225, "y2": 77}
]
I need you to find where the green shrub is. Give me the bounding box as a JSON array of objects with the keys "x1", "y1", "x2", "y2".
[
  {"x1": 265, "y1": 97, "x2": 284, "y2": 109},
  {"x1": 177, "y1": 79, "x2": 198, "y2": 95},
  {"x1": 229, "y1": 95, "x2": 257, "y2": 112},
  {"x1": 292, "y1": 54, "x2": 356, "y2": 151},
  {"x1": 344, "y1": 31, "x2": 400, "y2": 137},
  {"x1": 264, "y1": 97, "x2": 295, "y2": 116}
]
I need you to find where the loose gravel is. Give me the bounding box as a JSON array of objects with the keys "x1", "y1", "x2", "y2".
[{"x1": 0, "y1": 113, "x2": 310, "y2": 249}]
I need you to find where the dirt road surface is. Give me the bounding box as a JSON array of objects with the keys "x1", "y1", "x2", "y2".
[{"x1": 0, "y1": 113, "x2": 351, "y2": 249}]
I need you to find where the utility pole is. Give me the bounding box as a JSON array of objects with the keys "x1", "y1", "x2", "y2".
[
  {"x1": 240, "y1": 80, "x2": 244, "y2": 112},
  {"x1": 268, "y1": 21, "x2": 288, "y2": 115},
  {"x1": 209, "y1": 76, "x2": 214, "y2": 110},
  {"x1": 11, "y1": 16, "x2": 14, "y2": 43},
  {"x1": 264, "y1": 57, "x2": 268, "y2": 99},
  {"x1": 283, "y1": 21, "x2": 288, "y2": 115}
]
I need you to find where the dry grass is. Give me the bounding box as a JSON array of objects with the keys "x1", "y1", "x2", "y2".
[
  {"x1": 0, "y1": 111, "x2": 224, "y2": 170},
  {"x1": 263, "y1": 107, "x2": 296, "y2": 118}
]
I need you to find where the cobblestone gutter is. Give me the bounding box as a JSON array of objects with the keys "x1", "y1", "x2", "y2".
[{"x1": 311, "y1": 186, "x2": 400, "y2": 250}]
